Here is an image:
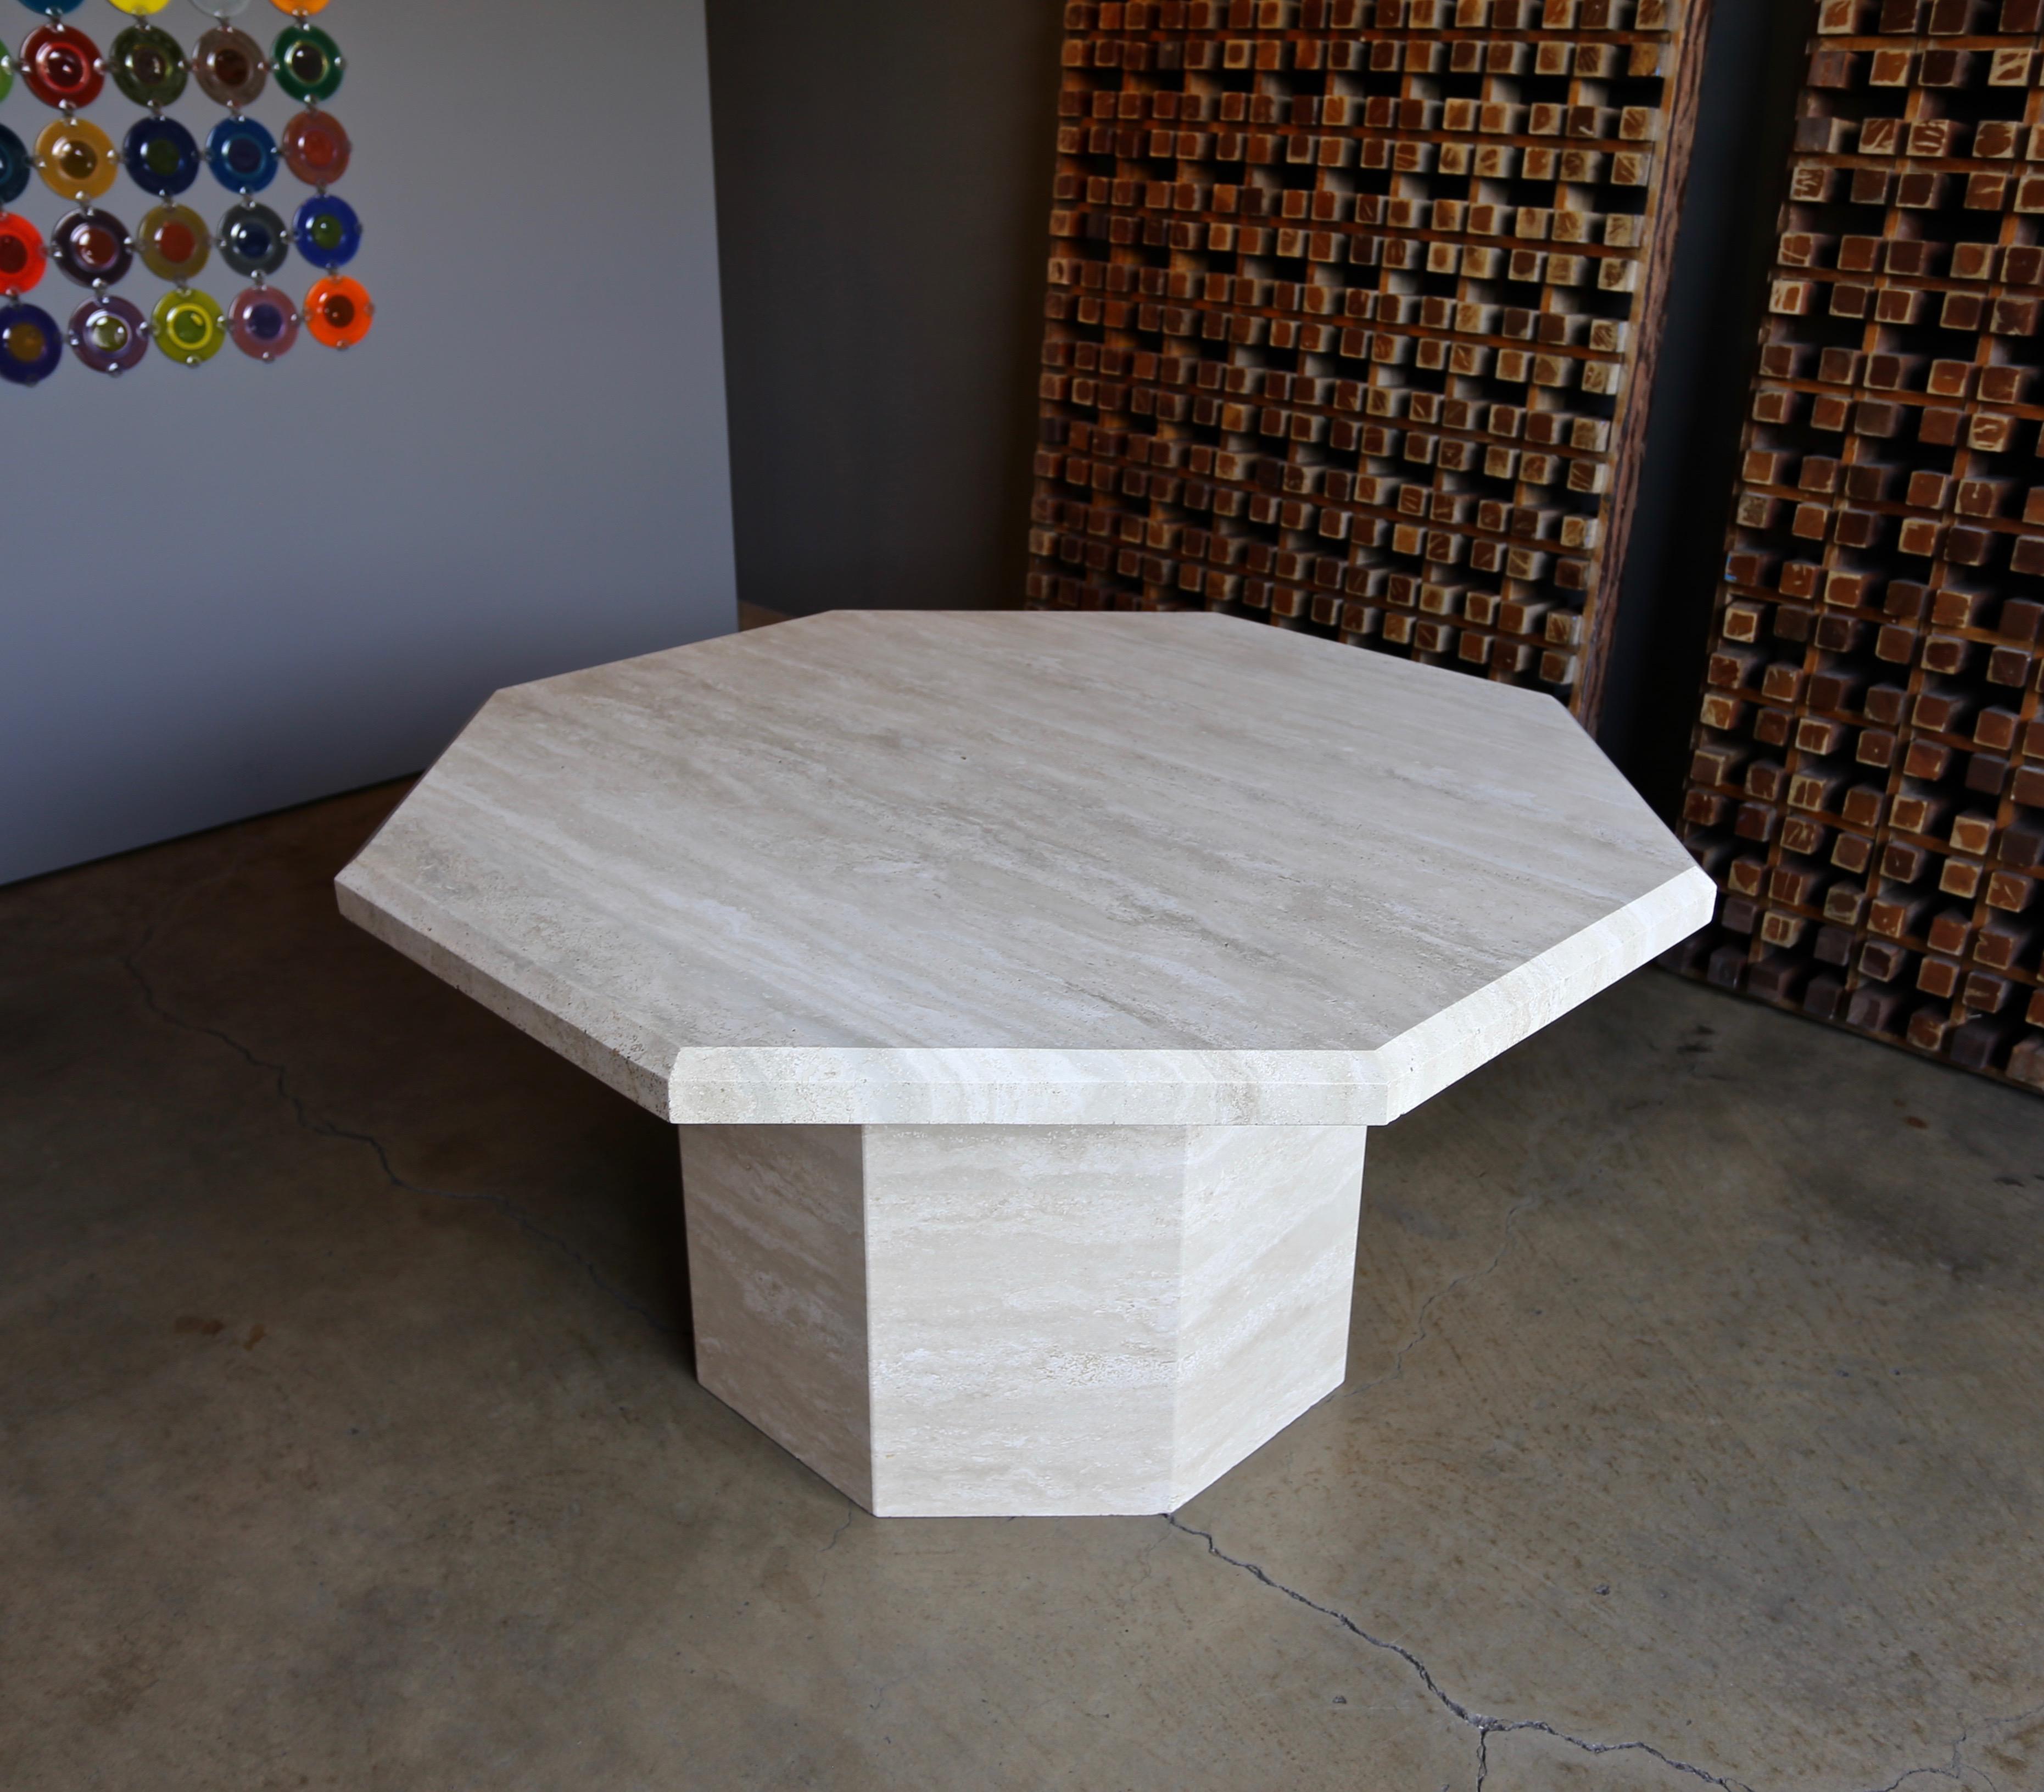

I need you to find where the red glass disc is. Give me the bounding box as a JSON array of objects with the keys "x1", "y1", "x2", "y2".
[{"x1": 21, "y1": 24, "x2": 105, "y2": 110}]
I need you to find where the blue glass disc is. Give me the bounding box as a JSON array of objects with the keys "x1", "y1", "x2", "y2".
[
  {"x1": 124, "y1": 118, "x2": 201, "y2": 199},
  {"x1": 14, "y1": 0, "x2": 85, "y2": 12},
  {"x1": 0, "y1": 302, "x2": 63, "y2": 386},
  {"x1": 0, "y1": 125, "x2": 28, "y2": 209},
  {"x1": 219, "y1": 200, "x2": 287, "y2": 276},
  {"x1": 292, "y1": 193, "x2": 359, "y2": 270},
  {"x1": 205, "y1": 116, "x2": 279, "y2": 196}
]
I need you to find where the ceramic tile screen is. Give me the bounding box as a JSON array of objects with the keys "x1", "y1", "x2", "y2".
[
  {"x1": 1671, "y1": 0, "x2": 2044, "y2": 1090},
  {"x1": 1024, "y1": 0, "x2": 1710, "y2": 723},
  {"x1": 0, "y1": 0, "x2": 367, "y2": 386}
]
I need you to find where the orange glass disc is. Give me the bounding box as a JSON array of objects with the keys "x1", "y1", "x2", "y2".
[
  {"x1": 0, "y1": 211, "x2": 47, "y2": 295},
  {"x1": 270, "y1": 0, "x2": 330, "y2": 10},
  {"x1": 304, "y1": 273, "x2": 371, "y2": 347},
  {"x1": 36, "y1": 120, "x2": 118, "y2": 203}
]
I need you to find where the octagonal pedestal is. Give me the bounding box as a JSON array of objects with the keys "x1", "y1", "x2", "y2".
[{"x1": 681, "y1": 1123, "x2": 1369, "y2": 1518}]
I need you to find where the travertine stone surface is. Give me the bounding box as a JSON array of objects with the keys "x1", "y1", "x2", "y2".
[
  {"x1": 338, "y1": 611, "x2": 1712, "y2": 1517},
  {"x1": 685, "y1": 1123, "x2": 1368, "y2": 1517},
  {"x1": 337, "y1": 612, "x2": 1713, "y2": 1128},
  {"x1": 680, "y1": 1125, "x2": 874, "y2": 1510}
]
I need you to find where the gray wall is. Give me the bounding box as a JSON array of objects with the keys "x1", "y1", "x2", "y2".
[
  {"x1": 705, "y1": 0, "x2": 1061, "y2": 618},
  {"x1": 1, "y1": 0, "x2": 736, "y2": 886}
]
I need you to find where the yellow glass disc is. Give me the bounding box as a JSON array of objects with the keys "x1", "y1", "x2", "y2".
[
  {"x1": 138, "y1": 204, "x2": 211, "y2": 282},
  {"x1": 106, "y1": 0, "x2": 176, "y2": 13},
  {"x1": 35, "y1": 120, "x2": 118, "y2": 203},
  {"x1": 152, "y1": 288, "x2": 227, "y2": 366}
]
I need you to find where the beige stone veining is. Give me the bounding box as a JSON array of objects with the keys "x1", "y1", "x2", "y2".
[
  {"x1": 336, "y1": 612, "x2": 1716, "y2": 1517},
  {"x1": 686, "y1": 1122, "x2": 1371, "y2": 1516},
  {"x1": 338, "y1": 611, "x2": 1714, "y2": 1126}
]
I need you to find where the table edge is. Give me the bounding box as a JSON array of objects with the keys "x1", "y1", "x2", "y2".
[{"x1": 337, "y1": 860, "x2": 1713, "y2": 1129}]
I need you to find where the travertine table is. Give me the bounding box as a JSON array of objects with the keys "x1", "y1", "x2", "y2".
[{"x1": 338, "y1": 613, "x2": 1712, "y2": 1517}]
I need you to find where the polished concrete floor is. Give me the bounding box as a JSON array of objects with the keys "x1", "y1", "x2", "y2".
[{"x1": 3, "y1": 784, "x2": 2040, "y2": 1792}]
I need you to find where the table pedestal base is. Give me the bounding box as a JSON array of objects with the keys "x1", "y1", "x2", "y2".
[{"x1": 680, "y1": 1123, "x2": 1369, "y2": 1518}]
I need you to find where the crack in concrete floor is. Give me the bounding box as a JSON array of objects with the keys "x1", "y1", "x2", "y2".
[
  {"x1": 1861, "y1": 1700, "x2": 2044, "y2": 1792},
  {"x1": 1166, "y1": 1501, "x2": 2021, "y2": 1792},
  {"x1": 121, "y1": 879, "x2": 679, "y2": 1343},
  {"x1": 1164, "y1": 1208, "x2": 2023, "y2": 1792},
  {"x1": 1347, "y1": 1190, "x2": 1539, "y2": 1404},
  {"x1": 1165, "y1": 1511, "x2": 1758, "y2": 1792}
]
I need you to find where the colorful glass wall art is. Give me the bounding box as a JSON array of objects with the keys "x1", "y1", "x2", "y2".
[{"x1": 0, "y1": 0, "x2": 370, "y2": 387}]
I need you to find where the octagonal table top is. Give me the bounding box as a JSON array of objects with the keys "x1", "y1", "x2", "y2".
[{"x1": 337, "y1": 612, "x2": 1713, "y2": 1127}]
